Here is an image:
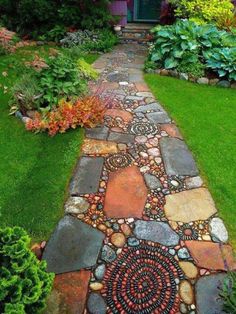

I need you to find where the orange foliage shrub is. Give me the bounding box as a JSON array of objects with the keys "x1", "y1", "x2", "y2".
[{"x1": 26, "y1": 94, "x2": 110, "y2": 136}]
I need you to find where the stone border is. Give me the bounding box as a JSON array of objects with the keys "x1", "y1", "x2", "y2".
[{"x1": 147, "y1": 68, "x2": 236, "y2": 89}]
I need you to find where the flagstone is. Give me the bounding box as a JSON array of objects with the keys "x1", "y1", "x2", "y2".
[
  {"x1": 185, "y1": 241, "x2": 236, "y2": 271},
  {"x1": 105, "y1": 109, "x2": 133, "y2": 123},
  {"x1": 82, "y1": 138, "x2": 118, "y2": 155},
  {"x1": 196, "y1": 274, "x2": 227, "y2": 314},
  {"x1": 108, "y1": 132, "x2": 135, "y2": 144},
  {"x1": 70, "y1": 157, "x2": 104, "y2": 195},
  {"x1": 42, "y1": 216, "x2": 105, "y2": 274},
  {"x1": 134, "y1": 220, "x2": 180, "y2": 246},
  {"x1": 164, "y1": 188, "x2": 217, "y2": 222},
  {"x1": 146, "y1": 111, "x2": 171, "y2": 124},
  {"x1": 85, "y1": 126, "x2": 109, "y2": 140},
  {"x1": 160, "y1": 124, "x2": 183, "y2": 139},
  {"x1": 45, "y1": 270, "x2": 91, "y2": 314},
  {"x1": 134, "y1": 102, "x2": 162, "y2": 113},
  {"x1": 135, "y1": 82, "x2": 150, "y2": 92},
  {"x1": 160, "y1": 138, "x2": 199, "y2": 176},
  {"x1": 104, "y1": 165, "x2": 147, "y2": 218}
]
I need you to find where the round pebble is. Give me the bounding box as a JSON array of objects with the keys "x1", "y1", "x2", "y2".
[
  {"x1": 120, "y1": 223, "x2": 132, "y2": 236},
  {"x1": 110, "y1": 232, "x2": 126, "y2": 248},
  {"x1": 90, "y1": 282, "x2": 103, "y2": 291}
]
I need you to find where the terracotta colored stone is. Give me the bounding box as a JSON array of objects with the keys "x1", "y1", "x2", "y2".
[
  {"x1": 164, "y1": 188, "x2": 217, "y2": 223},
  {"x1": 161, "y1": 124, "x2": 183, "y2": 139},
  {"x1": 185, "y1": 241, "x2": 236, "y2": 271},
  {"x1": 110, "y1": 232, "x2": 126, "y2": 247},
  {"x1": 31, "y1": 243, "x2": 43, "y2": 260},
  {"x1": 104, "y1": 165, "x2": 148, "y2": 218},
  {"x1": 180, "y1": 280, "x2": 194, "y2": 305},
  {"x1": 135, "y1": 82, "x2": 150, "y2": 92},
  {"x1": 47, "y1": 270, "x2": 91, "y2": 314},
  {"x1": 82, "y1": 139, "x2": 118, "y2": 155},
  {"x1": 179, "y1": 262, "x2": 198, "y2": 279},
  {"x1": 105, "y1": 109, "x2": 133, "y2": 123}
]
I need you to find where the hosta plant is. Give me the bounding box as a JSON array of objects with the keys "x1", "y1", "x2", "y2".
[
  {"x1": 203, "y1": 47, "x2": 236, "y2": 81},
  {"x1": 0, "y1": 226, "x2": 54, "y2": 314}
]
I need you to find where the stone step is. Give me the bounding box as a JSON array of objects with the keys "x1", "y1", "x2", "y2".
[{"x1": 117, "y1": 23, "x2": 154, "y2": 44}]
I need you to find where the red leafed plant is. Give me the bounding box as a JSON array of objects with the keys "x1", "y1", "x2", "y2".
[{"x1": 26, "y1": 93, "x2": 111, "y2": 136}]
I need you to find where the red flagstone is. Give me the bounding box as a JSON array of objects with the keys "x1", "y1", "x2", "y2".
[
  {"x1": 50, "y1": 270, "x2": 91, "y2": 314},
  {"x1": 185, "y1": 241, "x2": 236, "y2": 271},
  {"x1": 104, "y1": 165, "x2": 148, "y2": 218},
  {"x1": 135, "y1": 82, "x2": 150, "y2": 92},
  {"x1": 161, "y1": 124, "x2": 183, "y2": 139},
  {"x1": 105, "y1": 109, "x2": 133, "y2": 123}
]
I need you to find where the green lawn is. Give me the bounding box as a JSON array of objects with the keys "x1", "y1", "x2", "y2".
[
  {"x1": 145, "y1": 74, "x2": 236, "y2": 248},
  {"x1": 0, "y1": 46, "x2": 98, "y2": 242}
]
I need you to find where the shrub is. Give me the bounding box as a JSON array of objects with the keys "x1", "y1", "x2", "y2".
[
  {"x1": 39, "y1": 25, "x2": 67, "y2": 43},
  {"x1": 148, "y1": 19, "x2": 236, "y2": 80},
  {"x1": 60, "y1": 29, "x2": 118, "y2": 52},
  {"x1": 9, "y1": 74, "x2": 41, "y2": 114},
  {"x1": 220, "y1": 272, "x2": 236, "y2": 313},
  {"x1": 0, "y1": 0, "x2": 114, "y2": 36},
  {"x1": 169, "y1": 0, "x2": 235, "y2": 28},
  {"x1": 0, "y1": 226, "x2": 54, "y2": 314},
  {"x1": 26, "y1": 94, "x2": 110, "y2": 136},
  {"x1": 203, "y1": 48, "x2": 236, "y2": 81},
  {"x1": 177, "y1": 55, "x2": 205, "y2": 78},
  {"x1": 77, "y1": 58, "x2": 99, "y2": 80},
  {"x1": 37, "y1": 53, "x2": 87, "y2": 108}
]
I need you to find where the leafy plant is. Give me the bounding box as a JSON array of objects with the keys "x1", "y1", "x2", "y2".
[
  {"x1": 77, "y1": 58, "x2": 98, "y2": 80},
  {"x1": 220, "y1": 272, "x2": 236, "y2": 313},
  {"x1": 0, "y1": 226, "x2": 54, "y2": 314},
  {"x1": 177, "y1": 54, "x2": 205, "y2": 78},
  {"x1": 26, "y1": 94, "x2": 110, "y2": 136},
  {"x1": 148, "y1": 19, "x2": 236, "y2": 81},
  {"x1": 60, "y1": 29, "x2": 118, "y2": 52},
  {"x1": 40, "y1": 25, "x2": 67, "y2": 43},
  {"x1": 203, "y1": 47, "x2": 236, "y2": 81},
  {"x1": 9, "y1": 74, "x2": 41, "y2": 114},
  {"x1": 37, "y1": 53, "x2": 87, "y2": 108},
  {"x1": 169, "y1": 0, "x2": 234, "y2": 28}
]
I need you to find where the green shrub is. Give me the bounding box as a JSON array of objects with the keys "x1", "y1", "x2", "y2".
[
  {"x1": 220, "y1": 272, "x2": 236, "y2": 313},
  {"x1": 177, "y1": 55, "x2": 205, "y2": 78},
  {"x1": 169, "y1": 0, "x2": 234, "y2": 28},
  {"x1": 0, "y1": 0, "x2": 114, "y2": 36},
  {"x1": 61, "y1": 29, "x2": 118, "y2": 52},
  {"x1": 0, "y1": 226, "x2": 54, "y2": 314},
  {"x1": 148, "y1": 19, "x2": 236, "y2": 81},
  {"x1": 203, "y1": 48, "x2": 236, "y2": 81},
  {"x1": 77, "y1": 58, "x2": 99, "y2": 80},
  {"x1": 37, "y1": 53, "x2": 87, "y2": 108},
  {"x1": 39, "y1": 25, "x2": 67, "y2": 43}
]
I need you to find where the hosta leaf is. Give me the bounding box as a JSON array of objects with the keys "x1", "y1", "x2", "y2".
[{"x1": 164, "y1": 58, "x2": 178, "y2": 69}]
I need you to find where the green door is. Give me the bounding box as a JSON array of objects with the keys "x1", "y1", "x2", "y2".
[{"x1": 134, "y1": 0, "x2": 162, "y2": 22}]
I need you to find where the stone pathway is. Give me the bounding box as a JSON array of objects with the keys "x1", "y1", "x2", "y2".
[{"x1": 43, "y1": 44, "x2": 235, "y2": 314}]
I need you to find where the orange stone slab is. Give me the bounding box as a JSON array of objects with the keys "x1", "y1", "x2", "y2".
[
  {"x1": 105, "y1": 109, "x2": 133, "y2": 123},
  {"x1": 46, "y1": 270, "x2": 91, "y2": 314},
  {"x1": 104, "y1": 165, "x2": 147, "y2": 218},
  {"x1": 161, "y1": 124, "x2": 183, "y2": 140},
  {"x1": 185, "y1": 241, "x2": 236, "y2": 271},
  {"x1": 82, "y1": 139, "x2": 118, "y2": 155},
  {"x1": 135, "y1": 82, "x2": 150, "y2": 92}
]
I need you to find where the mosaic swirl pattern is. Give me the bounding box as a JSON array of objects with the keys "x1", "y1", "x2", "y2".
[
  {"x1": 102, "y1": 242, "x2": 184, "y2": 314},
  {"x1": 129, "y1": 122, "x2": 159, "y2": 136},
  {"x1": 177, "y1": 223, "x2": 199, "y2": 240},
  {"x1": 105, "y1": 153, "x2": 133, "y2": 171}
]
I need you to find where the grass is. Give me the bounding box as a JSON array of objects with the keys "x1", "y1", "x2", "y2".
[
  {"x1": 145, "y1": 74, "x2": 236, "y2": 248},
  {"x1": 0, "y1": 45, "x2": 98, "y2": 242}
]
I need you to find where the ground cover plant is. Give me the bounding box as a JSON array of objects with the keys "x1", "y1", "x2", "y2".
[
  {"x1": 0, "y1": 45, "x2": 98, "y2": 241},
  {"x1": 145, "y1": 74, "x2": 236, "y2": 248},
  {"x1": 0, "y1": 226, "x2": 54, "y2": 313},
  {"x1": 146, "y1": 19, "x2": 236, "y2": 81},
  {"x1": 220, "y1": 272, "x2": 236, "y2": 313}
]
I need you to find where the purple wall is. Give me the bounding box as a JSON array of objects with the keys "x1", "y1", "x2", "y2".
[{"x1": 109, "y1": 1, "x2": 128, "y2": 26}]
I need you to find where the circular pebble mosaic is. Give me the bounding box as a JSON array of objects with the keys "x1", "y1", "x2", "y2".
[
  {"x1": 129, "y1": 121, "x2": 159, "y2": 136},
  {"x1": 102, "y1": 242, "x2": 184, "y2": 314},
  {"x1": 105, "y1": 153, "x2": 133, "y2": 172}
]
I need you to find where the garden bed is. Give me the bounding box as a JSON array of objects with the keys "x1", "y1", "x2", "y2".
[{"x1": 0, "y1": 45, "x2": 99, "y2": 241}]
